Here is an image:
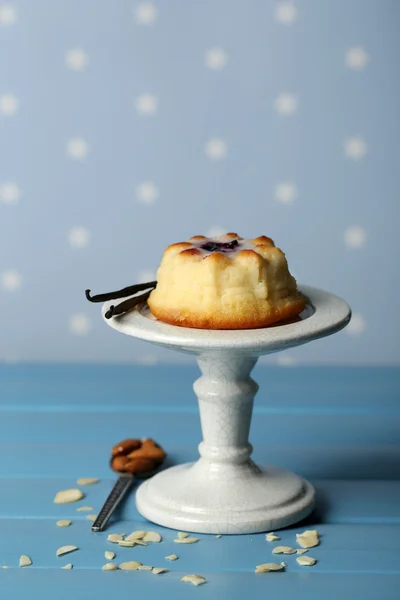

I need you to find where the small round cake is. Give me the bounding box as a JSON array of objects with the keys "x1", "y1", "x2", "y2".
[{"x1": 148, "y1": 233, "x2": 306, "y2": 330}]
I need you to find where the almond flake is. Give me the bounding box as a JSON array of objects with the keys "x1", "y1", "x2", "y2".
[
  {"x1": 152, "y1": 567, "x2": 168, "y2": 575},
  {"x1": 255, "y1": 562, "x2": 284, "y2": 572},
  {"x1": 142, "y1": 531, "x2": 162, "y2": 543},
  {"x1": 76, "y1": 506, "x2": 94, "y2": 512},
  {"x1": 281, "y1": 562, "x2": 287, "y2": 567},
  {"x1": 76, "y1": 478, "x2": 100, "y2": 486},
  {"x1": 86, "y1": 514, "x2": 97, "y2": 522},
  {"x1": 266, "y1": 532, "x2": 280, "y2": 542},
  {"x1": 296, "y1": 555, "x2": 317, "y2": 566},
  {"x1": 56, "y1": 545, "x2": 79, "y2": 557},
  {"x1": 107, "y1": 533, "x2": 125, "y2": 543},
  {"x1": 119, "y1": 561, "x2": 142, "y2": 570},
  {"x1": 177, "y1": 532, "x2": 189, "y2": 539},
  {"x1": 272, "y1": 545, "x2": 296, "y2": 555},
  {"x1": 216, "y1": 534, "x2": 222, "y2": 538},
  {"x1": 296, "y1": 529, "x2": 319, "y2": 549},
  {"x1": 125, "y1": 530, "x2": 145, "y2": 541},
  {"x1": 118, "y1": 540, "x2": 136, "y2": 547},
  {"x1": 133, "y1": 540, "x2": 148, "y2": 546},
  {"x1": 62, "y1": 564, "x2": 73, "y2": 569},
  {"x1": 174, "y1": 537, "x2": 199, "y2": 544},
  {"x1": 297, "y1": 549, "x2": 308, "y2": 555},
  {"x1": 19, "y1": 555, "x2": 32, "y2": 567},
  {"x1": 102, "y1": 562, "x2": 118, "y2": 571},
  {"x1": 137, "y1": 565, "x2": 153, "y2": 571},
  {"x1": 56, "y1": 520, "x2": 72, "y2": 527},
  {"x1": 181, "y1": 574, "x2": 207, "y2": 586},
  {"x1": 2, "y1": 566, "x2": 8, "y2": 569},
  {"x1": 54, "y1": 489, "x2": 84, "y2": 504},
  {"x1": 104, "y1": 551, "x2": 115, "y2": 561},
  {"x1": 165, "y1": 554, "x2": 178, "y2": 561}
]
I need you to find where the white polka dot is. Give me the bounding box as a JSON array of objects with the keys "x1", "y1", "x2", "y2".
[
  {"x1": 205, "y1": 227, "x2": 227, "y2": 238},
  {"x1": 67, "y1": 226, "x2": 91, "y2": 248},
  {"x1": 0, "y1": 4, "x2": 16, "y2": 26},
  {"x1": 65, "y1": 48, "x2": 89, "y2": 71},
  {"x1": 275, "y1": 2, "x2": 298, "y2": 24},
  {"x1": 135, "y1": 2, "x2": 158, "y2": 25},
  {"x1": 69, "y1": 314, "x2": 91, "y2": 335},
  {"x1": 134, "y1": 354, "x2": 158, "y2": 366},
  {"x1": 344, "y1": 136, "x2": 367, "y2": 160},
  {"x1": 205, "y1": 48, "x2": 228, "y2": 70},
  {"x1": 0, "y1": 182, "x2": 21, "y2": 205},
  {"x1": 66, "y1": 138, "x2": 90, "y2": 160},
  {"x1": 138, "y1": 270, "x2": 156, "y2": 283},
  {"x1": 275, "y1": 182, "x2": 297, "y2": 204},
  {"x1": 135, "y1": 94, "x2": 158, "y2": 115},
  {"x1": 1, "y1": 270, "x2": 22, "y2": 291},
  {"x1": 276, "y1": 354, "x2": 298, "y2": 366},
  {"x1": 0, "y1": 94, "x2": 19, "y2": 116},
  {"x1": 204, "y1": 138, "x2": 228, "y2": 160},
  {"x1": 345, "y1": 47, "x2": 369, "y2": 71},
  {"x1": 346, "y1": 313, "x2": 366, "y2": 335},
  {"x1": 344, "y1": 225, "x2": 366, "y2": 248},
  {"x1": 274, "y1": 93, "x2": 298, "y2": 116},
  {"x1": 136, "y1": 182, "x2": 158, "y2": 204}
]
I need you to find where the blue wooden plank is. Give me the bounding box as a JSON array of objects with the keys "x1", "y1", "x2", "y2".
[
  {"x1": 0, "y1": 365, "x2": 398, "y2": 413},
  {"x1": 0, "y1": 479, "x2": 398, "y2": 524},
  {"x1": 0, "y1": 442, "x2": 399, "y2": 480},
  {"x1": 0, "y1": 411, "x2": 398, "y2": 446},
  {"x1": 0, "y1": 520, "x2": 399, "y2": 573},
  {"x1": 0, "y1": 570, "x2": 398, "y2": 600}
]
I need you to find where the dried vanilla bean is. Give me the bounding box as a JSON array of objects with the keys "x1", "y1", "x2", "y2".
[
  {"x1": 104, "y1": 289, "x2": 152, "y2": 319},
  {"x1": 85, "y1": 281, "x2": 156, "y2": 303}
]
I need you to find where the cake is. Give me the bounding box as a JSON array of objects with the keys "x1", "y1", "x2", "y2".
[{"x1": 147, "y1": 233, "x2": 306, "y2": 329}]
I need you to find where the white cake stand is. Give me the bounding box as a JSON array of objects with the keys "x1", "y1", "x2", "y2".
[{"x1": 103, "y1": 286, "x2": 350, "y2": 534}]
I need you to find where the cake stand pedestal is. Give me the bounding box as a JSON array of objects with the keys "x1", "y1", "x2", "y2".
[{"x1": 103, "y1": 286, "x2": 350, "y2": 534}]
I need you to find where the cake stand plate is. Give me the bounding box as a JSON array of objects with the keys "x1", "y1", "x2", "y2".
[{"x1": 103, "y1": 286, "x2": 351, "y2": 534}]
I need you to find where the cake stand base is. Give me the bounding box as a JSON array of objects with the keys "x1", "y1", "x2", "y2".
[{"x1": 136, "y1": 459, "x2": 315, "y2": 534}]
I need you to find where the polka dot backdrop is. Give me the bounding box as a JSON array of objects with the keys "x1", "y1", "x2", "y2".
[{"x1": 0, "y1": 0, "x2": 399, "y2": 364}]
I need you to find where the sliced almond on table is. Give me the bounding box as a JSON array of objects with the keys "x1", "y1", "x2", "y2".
[
  {"x1": 61, "y1": 564, "x2": 73, "y2": 570},
  {"x1": 266, "y1": 532, "x2": 280, "y2": 542},
  {"x1": 125, "y1": 530, "x2": 146, "y2": 541},
  {"x1": 272, "y1": 546, "x2": 297, "y2": 555},
  {"x1": 133, "y1": 540, "x2": 148, "y2": 546},
  {"x1": 56, "y1": 545, "x2": 79, "y2": 557},
  {"x1": 297, "y1": 549, "x2": 308, "y2": 555},
  {"x1": 119, "y1": 561, "x2": 142, "y2": 571},
  {"x1": 165, "y1": 554, "x2": 178, "y2": 561},
  {"x1": 296, "y1": 529, "x2": 319, "y2": 549},
  {"x1": 76, "y1": 478, "x2": 100, "y2": 486},
  {"x1": 177, "y1": 532, "x2": 189, "y2": 539},
  {"x1": 104, "y1": 551, "x2": 115, "y2": 561},
  {"x1": 216, "y1": 534, "x2": 222, "y2": 538},
  {"x1": 54, "y1": 489, "x2": 84, "y2": 504},
  {"x1": 86, "y1": 514, "x2": 97, "y2": 522},
  {"x1": 181, "y1": 574, "x2": 207, "y2": 586},
  {"x1": 255, "y1": 562, "x2": 285, "y2": 573},
  {"x1": 137, "y1": 565, "x2": 153, "y2": 571},
  {"x1": 174, "y1": 537, "x2": 199, "y2": 544},
  {"x1": 107, "y1": 533, "x2": 125, "y2": 543},
  {"x1": 152, "y1": 567, "x2": 168, "y2": 575},
  {"x1": 296, "y1": 555, "x2": 317, "y2": 566},
  {"x1": 2, "y1": 566, "x2": 8, "y2": 569},
  {"x1": 56, "y1": 520, "x2": 72, "y2": 527},
  {"x1": 102, "y1": 562, "x2": 118, "y2": 571},
  {"x1": 281, "y1": 562, "x2": 287, "y2": 567},
  {"x1": 118, "y1": 540, "x2": 136, "y2": 547},
  {"x1": 19, "y1": 555, "x2": 32, "y2": 567},
  {"x1": 142, "y1": 531, "x2": 162, "y2": 543},
  {"x1": 76, "y1": 506, "x2": 94, "y2": 512}
]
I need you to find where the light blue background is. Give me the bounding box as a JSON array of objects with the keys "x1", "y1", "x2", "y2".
[{"x1": 0, "y1": 0, "x2": 398, "y2": 364}]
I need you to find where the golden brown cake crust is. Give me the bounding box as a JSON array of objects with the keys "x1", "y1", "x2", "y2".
[{"x1": 148, "y1": 233, "x2": 306, "y2": 330}]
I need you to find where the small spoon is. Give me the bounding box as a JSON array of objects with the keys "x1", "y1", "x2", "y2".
[{"x1": 92, "y1": 438, "x2": 166, "y2": 532}]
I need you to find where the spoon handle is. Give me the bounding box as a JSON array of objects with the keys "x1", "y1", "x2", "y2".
[{"x1": 92, "y1": 474, "x2": 134, "y2": 532}]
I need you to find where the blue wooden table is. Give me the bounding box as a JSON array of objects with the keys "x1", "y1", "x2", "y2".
[{"x1": 0, "y1": 364, "x2": 399, "y2": 599}]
